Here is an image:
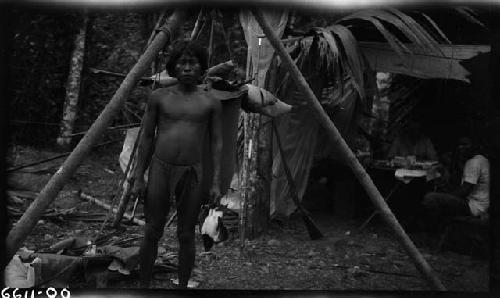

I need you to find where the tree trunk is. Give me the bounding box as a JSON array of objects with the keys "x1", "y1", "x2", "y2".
[
  {"x1": 240, "y1": 11, "x2": 287, "y2": 240},
  {"x1": 56, "y1": 12, "x2": 89, "y2": 149},
  {"x1": 241, "y1": 105, "x2": 274, "y2": 239},
  {"x1": 240, "y1": 113, "x2": 260, "y2": 240},
  {"x1": 6, "y1": 9, "x2": 186, "y2": 261},
  {"x1": 251, "y1": 8, "x2": 446, "y2": 291}
]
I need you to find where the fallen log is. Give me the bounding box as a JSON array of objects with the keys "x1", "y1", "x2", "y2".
[
  {"x1": 80, "y1": 192, "x2": 145, "y2": 226},
  {"x1": 5, "y1": 9, "x2": 186, "y2": 260},
  {"x1": 251, "y1": 8, "x2": 446, "y2": 291}
]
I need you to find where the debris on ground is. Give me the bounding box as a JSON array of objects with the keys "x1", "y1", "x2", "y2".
[{"x1": 5, "y1": 145, "x2": 490, "y2": 290}]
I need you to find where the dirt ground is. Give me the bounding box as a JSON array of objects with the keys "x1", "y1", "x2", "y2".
[{"x1": 5, "y1": 144, "x2": 489, "y2": 291}]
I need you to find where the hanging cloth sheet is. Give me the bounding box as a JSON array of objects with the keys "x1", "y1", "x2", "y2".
[
  {"x1": 270, "y1": 72, "x2": 324, "y2": 217},
  {"x1": 271, "y1": 75, "x2": 363, "y2": 217},
  {"x1": 239, "y1": 10, "x2": 288, "y2": 87}
]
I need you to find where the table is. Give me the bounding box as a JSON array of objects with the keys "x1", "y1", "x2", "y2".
[{"x1": 357, "y1": 160, "x2": 440, "y2": 231}]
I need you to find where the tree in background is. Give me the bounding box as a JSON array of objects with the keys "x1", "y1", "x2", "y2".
[{"x1": 56, "y1": 12, "x2": 89, "y2": 149}]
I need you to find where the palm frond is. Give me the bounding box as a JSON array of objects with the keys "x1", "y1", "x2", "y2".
[
  {"x1": 368, "y1": 9, "x2": 431, "y2": 52},
  {"x1": 281, "y1": 8, "x2": 466, "y2": 107},
  {"x1": 420, "y1": 13, "x2": 452, "y2": 44},
  {"x1": 386, "y1": 8, "x2": 443, "y2": 55},
  {"x1": 328, "y1": 24, "x2": 365, "y2": 99},
  {"x1": 338, "y1": 9, "x2": 449, "y2": 58},
  {"x1": 316, "y1": 28, "x2": 339, "y2": 75},
  {"x1": 338, "y1": 10, "x2": 412, "y2": 61},
  {"x1": 455, "y1": 6, "x2": 487, "y2": 29}
]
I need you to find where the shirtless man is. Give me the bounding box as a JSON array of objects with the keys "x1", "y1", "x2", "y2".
[{"x1": 131, "y1": 40, "x2": 222, "y2": 288}]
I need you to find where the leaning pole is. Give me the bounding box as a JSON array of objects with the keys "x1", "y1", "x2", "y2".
[
  {"x1": 6, "y1": 10, "x2": 186, "y2": 260},
  {"x1": 251, "y1": 8, "x2": 446, "y2": 291}
]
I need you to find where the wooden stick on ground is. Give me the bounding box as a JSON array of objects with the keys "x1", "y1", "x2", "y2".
[
  {"x1": 251, "y1": 8, "x2": 446, "y2": 291},
  {"x1": 5, "y1": 9, "x2": 186, "y2": 260},
  {"x1": 111, "y1": 125, "x2": 143, "y2": 227},
  {"x1": 80, "y1": 192, "x2": 145, "y2": 226}
]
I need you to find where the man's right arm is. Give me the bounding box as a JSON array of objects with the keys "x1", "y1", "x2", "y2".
[
  {"x1": 451, "y1": 158, "x2": 479, "y2": 199},
  {"x1": 133, "y1": 92, "x2": 159, "y2": 181}
]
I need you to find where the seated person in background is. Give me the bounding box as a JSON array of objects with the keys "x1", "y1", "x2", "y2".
[
  {"x1": 422, "y1": 137, "x2": 490, "y2": 231},
  {"x1": 387, "y1": 120, "x2": 438, "y2": 161},
  {"x1": 432, "y1": 151, "x2": 454, "y2": 192}
]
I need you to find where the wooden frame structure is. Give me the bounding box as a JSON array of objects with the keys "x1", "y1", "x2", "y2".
[{"x1": 10, "y1": 7, "x2": 494, "y2": 291}]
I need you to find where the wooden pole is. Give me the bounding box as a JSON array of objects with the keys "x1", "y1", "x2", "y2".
[
  {"x1": 208, "y1": 10, "x2": 215, "y2": 67},
  {"x1": 112, "y1": 10, "x2": 215, "y2": 227},
  {"x1": 190, "y1": 9, "x2": 204, "y2": 40},
  {"x1": 111, "y1": 8, "x2": 162, "y2": 227},
  {"x1": 251, "y1": 8, "x2": 446, "y2": 291},
  {"x1": 145, "y1": 11, "x2": 167, "y2": 51},
  {"x1": 5, "y1": 9, "x2": 186, "y2": 260}
]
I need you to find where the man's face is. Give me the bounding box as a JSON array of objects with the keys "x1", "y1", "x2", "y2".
[
  {"x1": 457, "y1": 139, "x2": 473, "y2": 160},
  {"x1": 174, "y1": 53, "x2": 202, "y2": 85},
  {"x1": 403, "y1": 121, "x2": 420, "y2": 139}
]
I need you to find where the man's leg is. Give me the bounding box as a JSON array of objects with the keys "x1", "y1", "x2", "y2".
[
  {"x1": 139, "y1": 160, "x2": 171, "y2": 287},
  {"x1": 175, "y1": 167, "x2": 203, "y2": 288},
  {"x1": 422, "y1": 192, "x2": 470, "y2": 232}
]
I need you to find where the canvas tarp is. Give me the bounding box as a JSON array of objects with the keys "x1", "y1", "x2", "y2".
[{"x1": 270, "y1": 75, "x2": 362, "y2": 216}]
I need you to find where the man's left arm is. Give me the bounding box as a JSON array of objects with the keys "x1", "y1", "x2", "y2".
[
  {"x1": 209, "y1": 97, "x2": 223, "y2": 204},
  {"x1": 451, "y1": 182, "x2": 474, "y2": 198}
]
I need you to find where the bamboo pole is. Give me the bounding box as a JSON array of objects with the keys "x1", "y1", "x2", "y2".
[
  {"x1": 145, "y1": 11, "x2": 167, "y2": 51},
  {"x1": 5, "y1": 9, "x2": 186, "y2": 260},
  {"x1": 111, "y1": 124, "x2": 143, "y2": 227},
  {"x1": 111, "y1": 8, "x2": 163, "y2": 227},
  {"x1": 190, "y1": 9, "x2": 204, "y2": 40},
  {"x1": 208, "y1": 10, "x2": 215, "y2": 67},
  {"x1": 251, "y1": 8, "x2": 446, "y2": 291},
  {"x1": 112, "y1": 9, "x2": 210, "y2": 227}
]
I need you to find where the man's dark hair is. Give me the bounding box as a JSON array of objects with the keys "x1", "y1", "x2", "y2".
[{"x1": 166, "y1": 39, "x2": 208, "y2": 77}]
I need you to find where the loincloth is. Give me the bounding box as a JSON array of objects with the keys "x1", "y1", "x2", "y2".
[{"x1": 151, "y1": 154, "x2": 202, "y2": 203}]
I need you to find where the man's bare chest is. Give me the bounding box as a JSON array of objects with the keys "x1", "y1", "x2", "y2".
[{"x1": 157, "y1": 95, "x2": 212, "y2": 122}]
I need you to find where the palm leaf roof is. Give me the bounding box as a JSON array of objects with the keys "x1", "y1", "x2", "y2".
[{"x1": 282, "y1": 7, "x2": 485, "y2": 102}]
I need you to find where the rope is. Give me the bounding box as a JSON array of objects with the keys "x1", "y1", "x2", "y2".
[{"x1": 7, "y1": 139, "x2": 121, "y2": 173}]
